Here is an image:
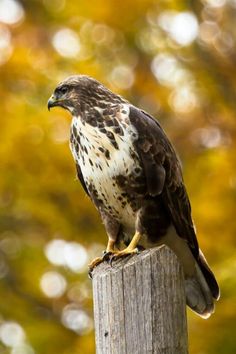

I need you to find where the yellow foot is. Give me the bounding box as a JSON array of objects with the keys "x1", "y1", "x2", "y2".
[
  {"x1": 107, "y1": 231, "x2": 142, "y2": 263},
  {"x1": 107, "y1": 246, "x2": 141, "y2": 266},
  {"x1": 88, "y1": 251, "x2": 116, "y2": 278},
  {"x1": 88, "y1": 256, "x2": 105, "y2": 278},
  {"x1": 111, "y1": 247, "x2": 139, "y2": 258},
  {"x1": 88, "y1": 239, "x2": 116, "y2": 277},
  {"x1": 88, "y1": 232, "x2": 141, "y2": 278},
  {"x1": 88, "y1": 256, "x2": 104, "y2": 269},
  {"x1": 88, "y1": 248, "x2": 140, "y2": 278}
]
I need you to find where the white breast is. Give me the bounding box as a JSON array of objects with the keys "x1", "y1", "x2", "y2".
[{"x1": 70, "y1": 104, "x2": 138, "y2": 232}]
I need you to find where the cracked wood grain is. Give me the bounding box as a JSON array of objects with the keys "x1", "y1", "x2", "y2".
[{"x1": 92, "y1": 246, "x2": 188, "y2": 354}]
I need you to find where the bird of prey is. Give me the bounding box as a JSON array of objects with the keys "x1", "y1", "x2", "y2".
[{"x1": 48, "y1": 75, "x2": 220, "y2": 318}]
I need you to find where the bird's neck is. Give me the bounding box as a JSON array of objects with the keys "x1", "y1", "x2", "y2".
[{"x1": 75, "y1": 101, "x2": 125, "y2": 125}]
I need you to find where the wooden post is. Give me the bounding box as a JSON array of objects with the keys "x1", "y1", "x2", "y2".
[{"x1": 92, "y1": 246, "x2": 188, "y2": 354}]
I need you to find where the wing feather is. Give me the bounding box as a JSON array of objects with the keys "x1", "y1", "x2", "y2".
[{"x1": 129, "y1": 106, "x2": 199, "y2": 257}]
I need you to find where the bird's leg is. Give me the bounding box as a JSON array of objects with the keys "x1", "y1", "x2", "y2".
[
  {"x1": 88, "y1": 239, "x2": 116, "y2": 275},
  {"x1": 106, "y1": 239, "x2": 116, "y2": 252},
  {"x1": 88, "y1": 233, "x2": 142, "y2": 277},
  {"x1": 109, "y1": 231, "x2": 141, "y2": 262},
  {"x1": 88, "y1": 211, "x2": 121, "y2": 277},
  {"x1": 102, "y1": 239, "x2": 116, "y2": 260}
]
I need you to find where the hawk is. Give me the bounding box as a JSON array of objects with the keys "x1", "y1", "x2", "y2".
[{"x1": 48, "y1": 75, "x2": 220, "y2": 318}]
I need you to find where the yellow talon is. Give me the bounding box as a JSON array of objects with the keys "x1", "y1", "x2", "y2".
[
  {"x1": 108, "y1": 231, "x2": 141, "y2": 259},
  {"x1": 88, "y1": 232, "x2": 141, "y2": 276},
  {"x1": 88, "y1": 256, "x2": 104, "y2": 271},
  {"x1": 88, "y1": 239, "x2": 116, "y2": 274}
]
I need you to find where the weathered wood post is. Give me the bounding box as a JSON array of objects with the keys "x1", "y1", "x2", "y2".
[{"x1": 92, "y1": 246, "x2": 188, "y2": 354}]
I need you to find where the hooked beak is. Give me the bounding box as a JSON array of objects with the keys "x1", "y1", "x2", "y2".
[{"x1": 47, "y1": 95, "x2": 58, "y2": 111}]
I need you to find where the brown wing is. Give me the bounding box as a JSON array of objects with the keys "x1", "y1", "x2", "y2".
[{"x1": 129, "y1": 106, "x2": 199, "y2": 258}]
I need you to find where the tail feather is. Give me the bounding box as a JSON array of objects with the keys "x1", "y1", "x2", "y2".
[
  {"x1": 164, "y1": 228, "x2": 220, "y2": 318},
  {"x1": 185, "y1": 262, "x2": 215, "y2": 318},
  {"x1": 198, "y1": 249, "x2": 220, "y2": 300},
  {"x1": 185, "y1": 249, "x2": 220, "y2": 318}
]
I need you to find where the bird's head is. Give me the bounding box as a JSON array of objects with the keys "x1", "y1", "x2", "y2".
[{"x1": 48, "y1": 75, "x2": 125, "y2": 115}]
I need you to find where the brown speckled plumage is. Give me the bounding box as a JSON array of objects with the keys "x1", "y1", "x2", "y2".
[{"x1": 48, "y1": 75, "x2": 220, "y2": 318}]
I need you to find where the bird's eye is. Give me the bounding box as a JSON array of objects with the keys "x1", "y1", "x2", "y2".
[{"x1": 60, "y1": 86, "x2": 68, "y2": 95}]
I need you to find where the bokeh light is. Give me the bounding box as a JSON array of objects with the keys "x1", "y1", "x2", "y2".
[
  {"x1": 109, "y1": 65, "x2": 135, "y2": 89},
  {"x1": 45, "y1": 239, "x2": 88, "y2": 272},
  {"x1": 40, "y1": 271, "x2": 67, "y2": 298},
  {"x1": 45, "y1": 239, "x2": 67, "y2": 266},
  {"x1": 52, "y1": 28, "x2": 81, "y2": 58},
  {"x1": 169, "y1": 86, "x2": 198, "y2": 113},
  {"x1": 190, "y1": 127, "x2": 227, "y2": 149},
  {"x1": 61, "y1": 305, "x2": 93, "y2": 334},
  {"x1": 91, "y1": 23, "x2": 115, "y2": 45},
  {"x1": 0, "y1": 0, "x2": 24, "y2": 25},
  {"x1": 151, "y1": 54, "x2": 192, "y2": 88},
  {"x1": 158, "y1": 11, "x2": 199, "y2": 46},
  {"x1": 0, "y1": 322, "x2": 25, "y2": 347},
  {"x1": 199, "y1": 21, "x2": 220, "y2": 44},
  {"x1": 64, "y1": 242, "x2": 88, "y2": 273},
  {"x1": 11, "y1": 343, "x2": 35, "y2": 354},
  {"x1": 0, "y1": 25, "x2": 13, "y2": 66},
  {"x1": 203, "y1": 0, "x2": 226, "y2": 8},
  {"x1": 0, "y1": 231, "x2": 22, "y2": 258}
]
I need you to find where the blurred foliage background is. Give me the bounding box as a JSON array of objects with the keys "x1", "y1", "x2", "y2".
[{"x1": 0, "y1": 0, "x2": 236, "y2": 353}]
